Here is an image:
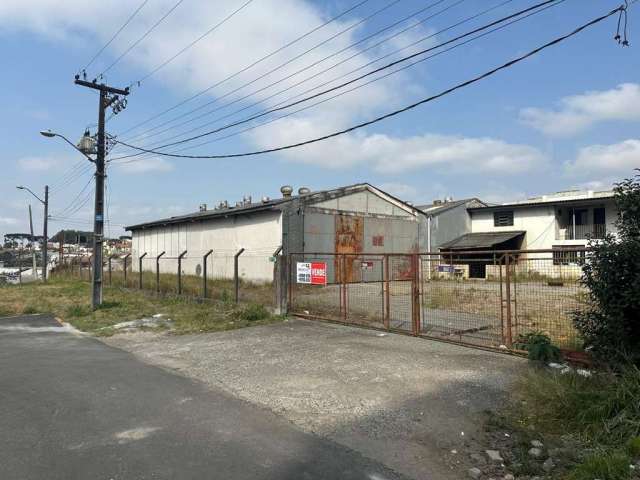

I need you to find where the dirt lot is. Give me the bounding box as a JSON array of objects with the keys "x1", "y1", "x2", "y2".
[{"x1": 104, "y1": 318, "x2": 525, "y2": 480}]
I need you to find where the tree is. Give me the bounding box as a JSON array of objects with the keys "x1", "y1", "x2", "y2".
[{"x1": 574, "y1": 171, "x2": 640, "y2": 366}]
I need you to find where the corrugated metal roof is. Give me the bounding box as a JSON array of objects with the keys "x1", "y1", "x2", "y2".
[
  {"x1": 125, "y1": 182, "x2": 420, "y2": 231},
  {"x1": 417, "y1": 198, "x2": 486, "y2": 216},
  {"x1": 440, "y1": 231, "x2": 525, "y2": 250},
  {"x1": 469, "y1": 191, "x2": 614, "y2": 212}
]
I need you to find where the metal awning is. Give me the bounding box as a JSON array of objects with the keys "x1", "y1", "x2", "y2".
[{"x1": 439, "y1": 231, "x2": 525, "y2": 250}]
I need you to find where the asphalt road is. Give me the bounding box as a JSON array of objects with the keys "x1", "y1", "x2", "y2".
[{"x1": 0, "y1": 314, "x2": 409, "y2": 480}]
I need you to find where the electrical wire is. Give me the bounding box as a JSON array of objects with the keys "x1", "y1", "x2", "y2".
[
  {"x1": 49, "y1": 164, "x2": 94, "y2": 193},
  {"x1": 113, "y1": 0, "x2": 561, "y2": 156},
  {"x1": 117, "y1": 0, "x2": 440, "y2": 145},
  {"x1": 99, "y1": 0, "x2": 186, "y2": 78},
  {"x1": 115, "y1": 0, "x2": 514, "y2": 155},
  {"x1": 51, "y1": 175, "x2": 94, "y2": 218},
  {"x1": 133, "y1": 0, "x2": 257, "y2": 87},
  {"x1": 114, "y1": 0, "x2": 374, "y2": 137},
  {"x1": 115, "y1": 5, "x2": 624, "y2": 160},
  {"x1": 81, "y1": 0, "x2": 149, "y2": 74},
  {"x1": 133, "y1": 0, "x2": 564, "y2": 158}
]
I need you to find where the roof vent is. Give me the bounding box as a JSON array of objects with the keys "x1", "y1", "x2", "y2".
[
  {"x1": 433, "y1": 199, "x2": 443, "y2": 206},
  {"x1": 199, "y1": 203, "x2": 207, "y2": 212},
  {"x1": 262, "y1": 196, "x2": 270, "y2": 203},
  {"x1": 298, "y1": 187, "x2": 311, "y2": 195},
  {"x1": 280, "y1": 185, "x2": 293, "y2": 198},
  {"x1": 406, "y1": 201, "x2": 413, "y2": 206}
]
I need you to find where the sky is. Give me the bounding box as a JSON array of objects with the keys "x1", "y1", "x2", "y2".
[{"x1": 0, "y1": 0, "x2": 638, "y2": 241}]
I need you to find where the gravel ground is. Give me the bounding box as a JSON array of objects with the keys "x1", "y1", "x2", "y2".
[{"x1": 104, "y1": 318, "x2": 525, "y2": 480}]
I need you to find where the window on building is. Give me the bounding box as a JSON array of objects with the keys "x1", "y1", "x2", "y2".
[
  {"x1": 493, "y1": 210, "x2": 514, "y2": 227},
  {"x1": 372, "y1": 235, "x2": 384, "y2": 247},
  {"x1": 552, "y1": 245, "x2": 586, "y2": 265}
]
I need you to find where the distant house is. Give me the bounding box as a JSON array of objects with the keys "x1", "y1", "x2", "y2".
[{"x1": 439, "y1": 190, "x2": 617, "y2": 278}]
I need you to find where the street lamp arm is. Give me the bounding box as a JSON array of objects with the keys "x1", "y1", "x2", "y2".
[
  {"x1": 40, "y1": 130, "x2": 95, "y2": 162},
  {"x1": 16, "y1": 186, "x2": 45, "y2": 204}
]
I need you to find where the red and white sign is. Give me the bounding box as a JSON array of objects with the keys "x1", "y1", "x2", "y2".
[{"x1": 297, "y1": 262, "x2": 327, "y2": 285}]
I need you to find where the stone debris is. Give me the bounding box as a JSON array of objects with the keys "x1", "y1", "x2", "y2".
[
  {"x1": 542, "y1": 457, "x2": 555, "y2": 472},
  {"x1": 485, "y1": 450, "x2": 504, "y2": 462},
  {"x1": 468, "y1": 467, "x2": 482, "y2": 479},
  {"x1": 470, "y1": 453, "x2": 486, "y2": 465},
  {"x1": 503, "y1": 474, "x2": 514, "y2": 480},
  {"x1": 528, "y1": 447, "x2": 544, "y2": 458},
  {"x1": 530, "y1": 440, "x2": 544, "y2": 448},
  {"x1": 111, "y1": 317, "x2": 173, "y2": 331}
]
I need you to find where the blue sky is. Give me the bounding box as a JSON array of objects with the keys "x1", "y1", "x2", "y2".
[{"x1": 1, "y1": 0, "x2": 638, "y2": 240}]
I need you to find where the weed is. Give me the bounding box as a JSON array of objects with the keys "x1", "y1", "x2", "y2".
[
  {"x1": 626, "y1": 436, "x2": 640, "y2": 458},
  {"x1": 514, "y1": 331, "x2": 562, "y2": 363},
  {"x1": 234, "y1": 303, "x2": 270, "y2": 322},
  {"x1": 66, "y1": 304, "x2": 91, "y2": 317},
  {"x1": 566, "y1": 450, "x2": 631, "y2": 480},
  {"x1": 21, "y1": 305, "x2": 39, "y2": 314}
]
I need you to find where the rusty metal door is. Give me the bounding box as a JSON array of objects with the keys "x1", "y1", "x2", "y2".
[{"x1": 335, "y1": 215, "x2": 363, "y2": 283}]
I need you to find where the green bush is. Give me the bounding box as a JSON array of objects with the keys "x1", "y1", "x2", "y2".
[
  {"x1": 514, "y1": 331, "x2": 561, "y2": 363},
  {"x1": 573, "y1": 171, "x2": 640, "y2": 367},
  {"x1": 626, "y1": 436, "x2": 640, "y2": 458},
  {"x1": 234, "y1": 303, "x2": 270, "y2": 322}
]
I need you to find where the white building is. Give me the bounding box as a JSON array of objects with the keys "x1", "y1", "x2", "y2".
[
  {"x1": 439, "y1": 190, "x2": 617, "y2": 278},
  {"x1": 126, "y1": 183, "x2": 425, "y2": 283}
]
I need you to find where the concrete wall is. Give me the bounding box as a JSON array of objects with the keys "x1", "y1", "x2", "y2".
[{"x1": 132, "y1": 210, "x2": 282, "y2": 282}]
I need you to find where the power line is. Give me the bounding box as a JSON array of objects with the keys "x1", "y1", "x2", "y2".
[
  {"x1": 115, "y1": 0, "x2": 563, "y2": 161},
  {"x1": 116, "y1": 0, "x2": 514, "y2": 155},
  {"x1": 51, "y1": 174, "x2": 95, "y2": 218},
  {"x1": 114, "y1": 0, "x2": 561, "y2": 156},
  {"x1": 115, "y1": 5, "x2": 623, "y2": 160},
  {"x1": 99, "y1": 0, "x2": 186, "y2": 78},
  {"x1": 81, "y1": 0, "x2": 149, "y2": 74},
  {"x1": 114, "y1": 0, "x2": 375, "y2": 137},
  {"x1": 133, "y1": 0, "x2": 257, "y2": 87},
  {"x1": 117, "y1": 0, "x2": 441, "y2": 145},
  {"x1": 49, "y1": 163, "x2": 94, "y2": 194},
  {"x1": 144, "y1": 0, "x2": 565, "y2": 158},
  {"x1": 118, "y1": 0, "x2": 457, "y2": 147}
]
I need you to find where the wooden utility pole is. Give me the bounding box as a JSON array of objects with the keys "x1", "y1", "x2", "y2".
[
  {"x1": 28, "y1": 205, "x2": 37, "y2": 279},
  {"x1": 74, "y1": 77, "x2": 129, "y2": 309}
]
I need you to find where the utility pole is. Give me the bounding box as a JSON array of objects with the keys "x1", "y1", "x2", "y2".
[
  {"x1": 28, "y1": 205, "x2": 37, "y2": 279},
  {"x1": 74, "y1": 77, "x2": 129, "y2": 309},
  {"x1": 43, "y1": 185, "x2": 48, "y2": 282}
]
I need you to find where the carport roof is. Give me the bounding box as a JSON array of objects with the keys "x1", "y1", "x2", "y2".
[{"x1": 439, "y1": 231, "x2": 525, "y2": 250}]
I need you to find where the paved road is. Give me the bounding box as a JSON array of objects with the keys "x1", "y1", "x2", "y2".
[{"x1": 0, "y1": 314, "x2": 409, "y2": 480}]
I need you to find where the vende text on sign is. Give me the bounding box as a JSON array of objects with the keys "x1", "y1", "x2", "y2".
[{"x1": 296, "y1": 262, "x2": 327, "y2": 285}]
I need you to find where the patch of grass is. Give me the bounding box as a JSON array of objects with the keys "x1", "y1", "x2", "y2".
[
  {"x1": 566, "y1": 450, "x2": 631, "y2": 480},
  {"x1": 0, "y1": 277, "x2": 282, "y2": 335},
  {"x1": 627, "y1": 436, "x2": 640, "y2": 458}
]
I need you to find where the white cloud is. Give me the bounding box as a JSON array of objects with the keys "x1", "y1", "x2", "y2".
[
  {"x1": 17, "y1": 156, "x2": 58, "y2": 171},
  {"x1": 115, "y1": 157, "x2": 173, "y2": 174},
  {"x1": 520, "y1": 83, "x2": 640, "y2": 136},
  {"x1": 378, "y1": 182, "x2": 417, "y2": 200},
  {"x1": 252, "y1": 120, "x2": 547, "y2": 174},
  {"x1": 567, "y1": 139, "x2": 640, "y2": 176}
]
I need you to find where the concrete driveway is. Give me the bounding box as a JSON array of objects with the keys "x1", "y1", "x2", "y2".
[
  {"x1": 106, "y1": 318, "x2": 525, "y2": 480},
  {"x1": 0, "y1": 314, "x2": 411, "y2": 480}
]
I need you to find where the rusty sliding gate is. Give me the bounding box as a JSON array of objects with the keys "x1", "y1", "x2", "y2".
[{"x1": 288, "y1": 249, "x2": 588, "y2": 352}]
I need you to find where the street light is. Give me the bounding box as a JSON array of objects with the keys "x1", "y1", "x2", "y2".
[
  {"x1": 16, "y1": 185, "x2": 49, "y2": 282},
  {"x1": 39, "y1": 129, "x2": 95, "y2": 161}
]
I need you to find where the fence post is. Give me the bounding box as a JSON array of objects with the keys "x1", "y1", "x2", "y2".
[
  {"x1": 234, "y1": 248, "x2": 245, "y2": 304},
  {"x1": 177, "y1": 250, "x2": 188, "y2": 295},
  {"x1": 411, "y1": 253, "x2": 420, "y2": 336},
  {"x1": 139, "y1": 253, "x2": 147, "y2": 289},
  {"x1": 202, "y1": 250, "x2": 213, "y2": 298},
  {"x1": 272, "y1": 246, "x2": 283, "y2": 314},
  {"x1": 156, "y1": 251, "x2": 166, "y2": 293},
  {"x1": 384, "y1": 255, "x2": 390, "y2": 329},
  {"x1": 504, "y1": 254, "x2": 513, "y2": 348},
  {"x1": 108, "y1": 255, "x2": 115, "y2": 286},
  {"x1": 342, "y1": 254, "x2": 347, "y2": 321},
  {"x1": 123, "y1": 253, "x2": 131, "y2": 287}
]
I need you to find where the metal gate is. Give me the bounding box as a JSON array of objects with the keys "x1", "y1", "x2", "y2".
[{"x1": 288, "y1": 249, "x2": 587, "y2": 353}]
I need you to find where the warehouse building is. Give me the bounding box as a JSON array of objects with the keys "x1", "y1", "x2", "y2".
[{"x1": 126, "y1": 183, "x2": 426, "y2": 283}]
